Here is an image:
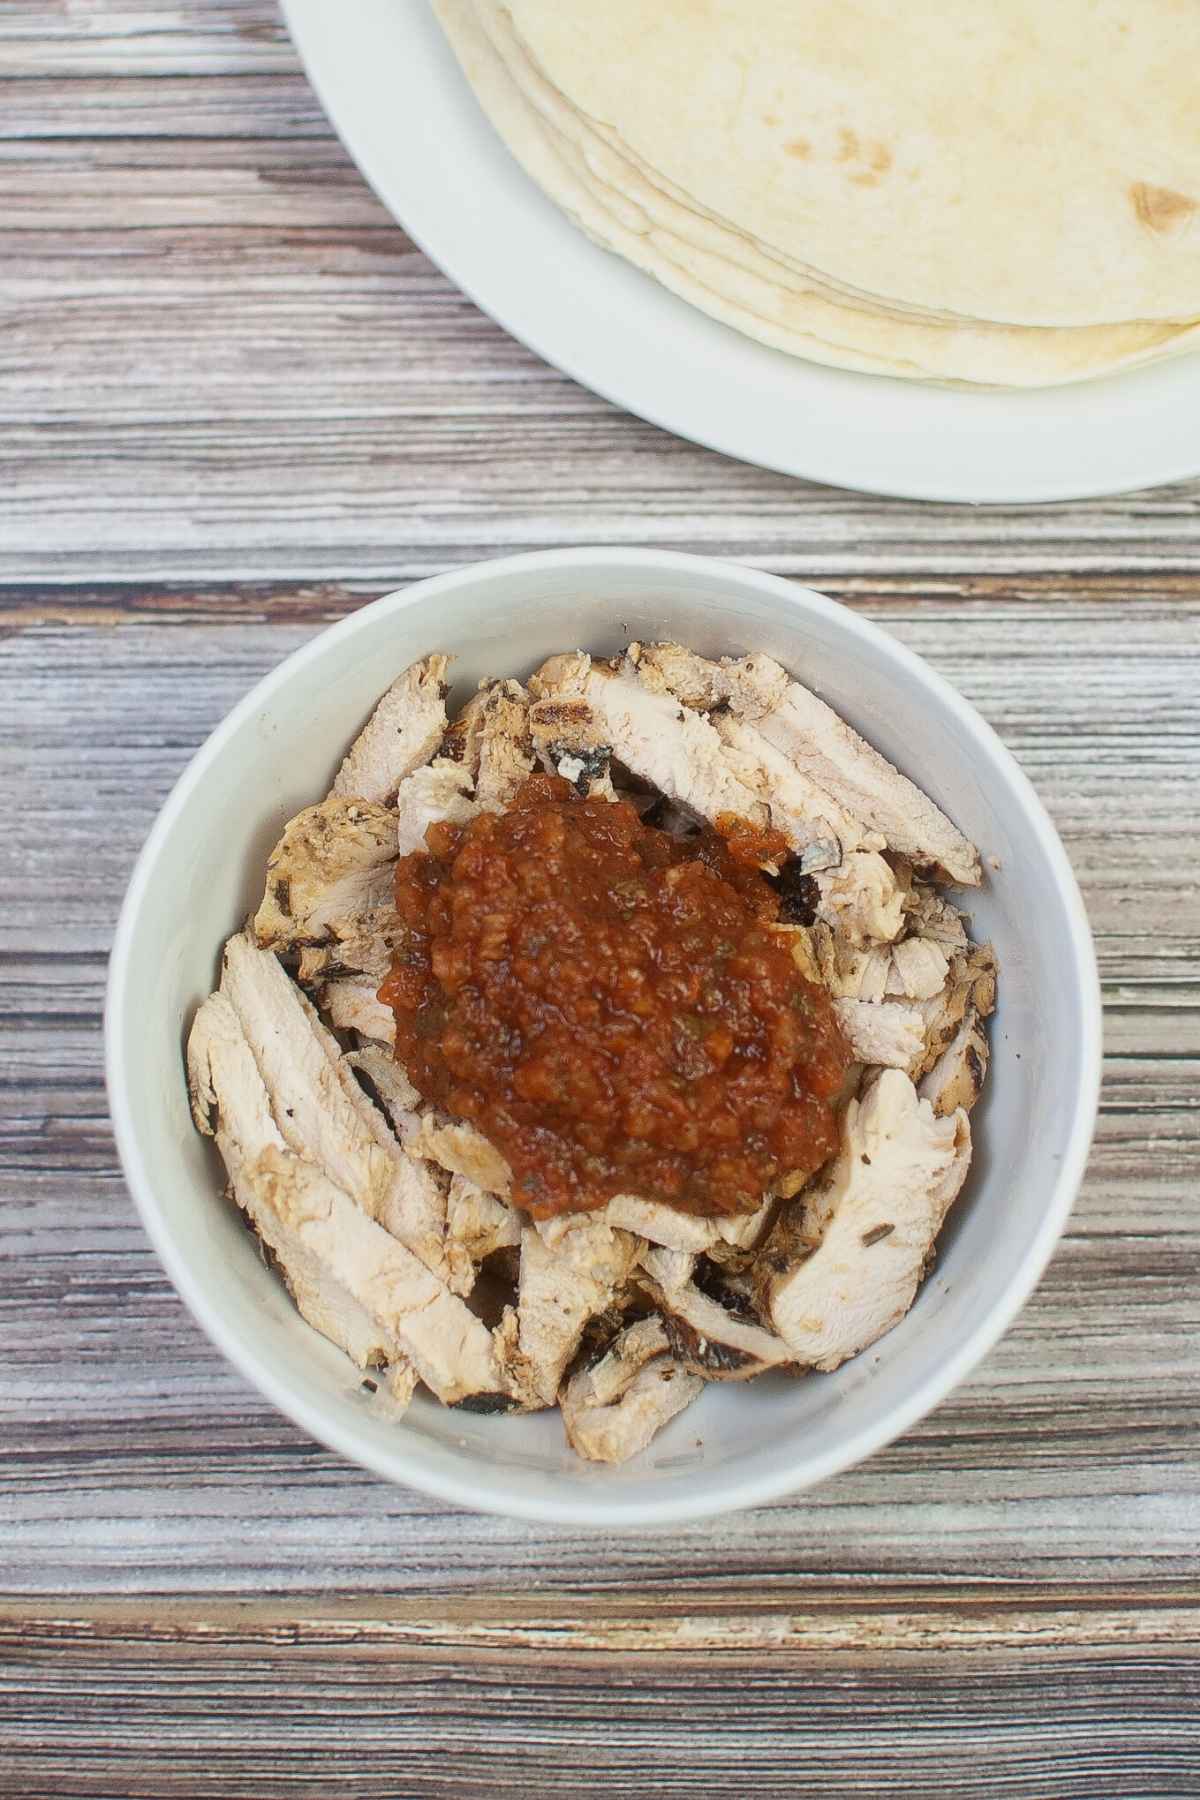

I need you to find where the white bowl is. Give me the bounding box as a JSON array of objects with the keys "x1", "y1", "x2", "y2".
[{"x1": 106, "y1": 549, "x2": 1101, "y2": 1525}]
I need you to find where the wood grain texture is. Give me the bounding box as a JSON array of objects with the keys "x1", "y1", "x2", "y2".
[{"x1": 1, "y1": 4, "x2": 1199, "y2": 1795}]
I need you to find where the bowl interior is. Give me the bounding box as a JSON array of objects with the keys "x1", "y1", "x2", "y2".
[{"x1": 108, "y1": 552, "x2": 1097, "y2": 1523}]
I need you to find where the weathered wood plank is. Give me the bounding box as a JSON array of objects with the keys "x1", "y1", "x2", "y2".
[
  {"x1": 0, "y1": 1, "x2": 293, "y2": 78},
  {"x1": 1, "y1": 1596, "x2": 1197, "y2": 1800},
  {"x1": 0, "y1": 74, "x2": 326, "y2": 139}
]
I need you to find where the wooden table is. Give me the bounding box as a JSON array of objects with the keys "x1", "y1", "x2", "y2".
[{"x1": 2, "y1": 5, "x2": 1198, "y2": 1794}]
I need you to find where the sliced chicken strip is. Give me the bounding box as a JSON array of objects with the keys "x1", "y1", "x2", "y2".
[
  {"x1": 829, "y1": 944, "x2": 893, "y2": 1003},
  {"x1": 319, "y1": 978, "x2": 396, "y2": 1046},
  {"x1": 468, "y1": 678, "x2": 537, "y2": 811},
  {"x1": 332, "y1": 654, "x2": 449, "y2": 805},
  {"x1": 348, "y1": 1052, "x2": 519, "y2": 1293},
  {"x1": 778, "y1": 923, "x2": 827, "y2": 988},
  {"x1": 529, "y1": 652, "x2": 770, "y2": 831},
  {"x1": 345, "y1": 1044, "x2": 423, "y2": 1137},
  {"x1": 191, "y1": 1000, "x2": 392, "y2": 1370},
  {"x1": 407, "y1": 1114, "x2": 514, "y2": 1196},
  {"x1": 603, "y1": 1195, "x2": 716, "y2": 1252},
  {"x1": 192, "y1": 988, "x2": 510, "y2": 1407},
  {"x1": 627, "y1": 640, "x2": 787, "y2": 719},
  {"x1": 401, "y1": 1124, "x2": 775, "y2": 1260},
  {"x1": 446, "y1": 1173, "x2": 523, "y2": 1267},
  {"x1": 904, "y1": 887, "x2": 970, "y2": 951},
  {"x1": 919, "y1": 1010, "x2": 990, "y2": 1117},
  {"x1": 385, "y1": 1361, "x2": 419, "y2": 1412},
  {"x1": 394, "y1": 758, "x2": 478, "y2": 856},
  {"x1": 641, "y1": 1265, "x2": 792, "y2": 1381},
  {"x1": 602, "y1": 1193, "x2": 770, "y2": 1256},
  {"x1": 395, "y1": 682, "x2": 537, "y2": 853},
  {"x1": 253, "y1": 1148, "x2": 510, "y2": 1407},
  {"x1": 715, "y1": 1194, "x2": 778, "y2": 1249},
  {"x1": 758, "y1": 1069, "x2": 971, "y2": 1372},
  {"x1": 910, "y1": 942, "x2": 998, "y2": 1080},
  {"x1": 637, "y1": 642, "x2": 979, "y2": 887},
  {"x1": 560, "y1": 1318, "x2": 704, "y2": 1465},
  {"x1": 814, "y1": 851, "x2": 905, "y2": 948},
  {"x1": 541, "y1": 1191, "x2": 774, "y2": 1257},
  {"x1": 713, "y1": 713, "x2": 874, "y2": 867},
  {"x1": 834, "y1": 998, "x2": 926, "y2": 1069},
  {"x1": 253, "y1": 797, "x2": 400, "y2": 988},
  {"x1": 503, "y1": 1218, "x2": 640, "y2": 1407},
  {"x1": 638, "y1": 1244, "x2": 696, "y2": 1292},
  {"x1": 218, "y1": 930, "x2": 453, "y2": 1288},
  {"x1": 720, "y1": 652, "x2": 982, "y2": 886},
  {"x1": 627, "y1": 645, "x2": 880, "y2": 865},
  {"x1": 566, "y1": 1315, "x2": 672, "y2": 1406},
  {"x1": 887, "y1": 935, "x2": 952, "y2": 1001}
]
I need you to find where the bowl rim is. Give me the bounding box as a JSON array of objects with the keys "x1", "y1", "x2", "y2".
[{"x1": 105, "y1": 547, "x2": 1102, "y2": 1525}]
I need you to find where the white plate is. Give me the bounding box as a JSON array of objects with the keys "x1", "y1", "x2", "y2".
[{"x1": 281, "y1": 0, "x2": 1200, "y2": 504}]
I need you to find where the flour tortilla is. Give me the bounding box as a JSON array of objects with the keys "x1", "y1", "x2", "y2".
[
  {"x1": 503, "y1": 0, "x2": 1200, "y2": 330},
  {"x1": 438, "y1": 0, "x2": 1200, "y2": 386}
]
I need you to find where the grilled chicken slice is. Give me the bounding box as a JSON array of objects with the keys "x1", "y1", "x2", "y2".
[
  {"x1": 345, "y1": 1048, "x2": 531, "y2": 1295},
  {"x1": 627, "y1": 641, "x2": 786, "y2": 718},
  {"x1": 786, "y1": 916, "x2": 949, "y2": 1004},
  {"x1": 886, "y1": 935, "x2": 951, "y2": 1001},
  {"x1": 406, "y1": 1114, "x2": 514, "y2": 1195},
  {"x1": 253, "y1": 797, "x2": 399, "y2": 987},
  {"x1": 834, "y1": 997, "x2": 927, "y2": 1070},
  {"x1": 637, "y1": 1244, "x2": 696, "y2": 1292},
  {"x1": 345, "y1": 1044, "x2": 424, "y2": 1138},
  {"x1": 401, "y1": 1128, "x2": 777, "y2": 1261},
  {"x1": 904, "y1": 886, "x2": 970, "y2": 951},
  {"x1": 349, "y1": 1057, "x2": 521, "y2": 1292},
  {"x1": 601, "y1": 1192, "x2": 773, "y2": 1257},
  {"x1": 631, "y1": 644, "x2": 980, "y2": 885},
  {"x1": 560, "y1": 1316, "x2": 704, "y2": 1465},
  {"x1": 259, "y1": 670, "x2": 534, "y2": 986},
  {"x1": 919, "y1": 1010, "x2": 990, "y2": 1116},
  {"x1": 628, "y1": 644, "x2": 880, "y2": 866},
  {"x1": 395, "y1": 680, "x2": 536, "y2": 850},
  {"x1": 288, "y1": 762, "x2": 470, "y2": 979},
  {"x1": 446, "y1": 1173, "x2": 523, "y2": 1266},
  {"x1": 459, "y1": 678, "x2": 537, "y2": 811},
  {"x1": 721, "y1": 652, "x2": 981, "y2": 886},
  {"x1": 758, "y1": 1069, "x2": 971, "y2": 1371},
  {"x1": 188, "y1": 990, "x2": 393, "y2": 1371},
  {"x1": 602, "y1": 1195, "x2": 721, "y2": 1253},
  {"x1": 332, "y1": 654, "x2": 450, "y2": 805},
  {"x1": 814, "y1": 850, "x2": 905, "y2": 948},
  {"x1": 910, "y1": 943, "x2": 998, "y2": 1080},
  {"x1": 833, "y1": 935, "x2": 997, "y2": 1075},
  {"x1": 394, "y1": 758, "x2": 478, "y2": 856},
  {"x1": 713, "y1": 713, "x2": 873, "y2": 868},
  {"x1": 641, "y1": 1259, "x2": 792, "y2": 1381},
  {"x1": 252, "y1": 1151, "x2": 507, "y2": 1407},
  {"x1": 217, "y1": 930, "x2": 453, "y2": 1287},
  {"x1": 187, "y1": 990, "x2": 509, "y2": 1407},
  {"x1": 816, "y1": 938, "x2": 893, "y2": 1003},
  {"x1": 500, "y1": 1218, "x2": 641, "y2": 1408},
  {"x1": 529, "y1": 652, "x2": 769, "y2": 831},
  {"x1": 319, "y1": 977, "x2": 395, "y2": 1046}
]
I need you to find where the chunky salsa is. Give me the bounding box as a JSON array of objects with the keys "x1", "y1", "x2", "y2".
[{"x1": 379, "y1": 774, "x2": 850, "y2": 1220}]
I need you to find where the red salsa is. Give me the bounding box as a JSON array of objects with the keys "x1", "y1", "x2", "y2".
[{"x1": 379, "y1": 775, "x2": 850, "y2": 1221}]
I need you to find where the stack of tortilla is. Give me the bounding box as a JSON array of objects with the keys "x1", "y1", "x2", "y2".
[{"x1": 434, "y1": 0, "x2": 1200, "y2": 386}]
